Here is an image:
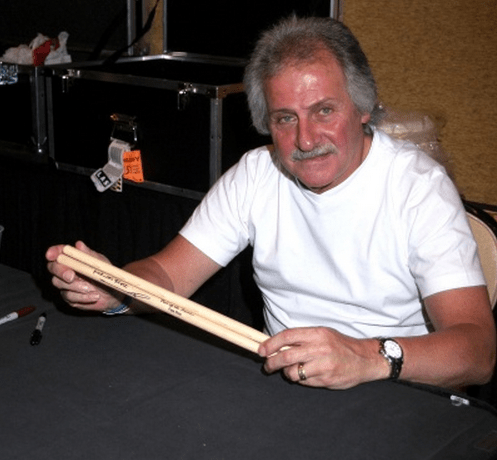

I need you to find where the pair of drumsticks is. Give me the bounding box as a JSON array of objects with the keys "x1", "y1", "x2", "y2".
[{"x1": 58, "y1": 246, "x2": 269, "y2": 354}]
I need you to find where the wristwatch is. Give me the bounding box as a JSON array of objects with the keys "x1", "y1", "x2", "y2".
[{"x1": 378, "y1": 338, "x2": 403, "y2": 380}]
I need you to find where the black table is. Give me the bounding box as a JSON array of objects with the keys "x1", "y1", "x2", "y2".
[{"x1": 1, "y1": 264, "x2": 497, "y2": 460}]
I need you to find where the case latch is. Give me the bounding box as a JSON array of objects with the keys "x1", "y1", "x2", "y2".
[
  {"x1": 110, "y1": 113, "x2": 139, "y2": 146},
  {"x1": 177, "y1": 83, "x2": 194, "y2": 111},
  {"x1": 61, "y1": 69, "x2": 79, "y2": 93}
]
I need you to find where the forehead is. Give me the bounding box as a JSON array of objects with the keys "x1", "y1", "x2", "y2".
[{"x1": 264, "y1": 50, "x2": 349, "y2": 107}]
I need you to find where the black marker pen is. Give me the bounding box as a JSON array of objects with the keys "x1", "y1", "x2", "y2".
[{"x1": 30, "y1": 313, "x2": 46, "y2": 346}]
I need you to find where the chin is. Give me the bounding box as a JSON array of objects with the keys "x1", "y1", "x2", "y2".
[
  {"x1": 296, "y1": 164, "x2": 349, "y2": 193},
  {"x1": 299, "y1": 178, "x2": 335, "y2": 194}
]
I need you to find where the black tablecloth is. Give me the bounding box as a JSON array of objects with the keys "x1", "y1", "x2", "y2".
[{"x1": 1, "y1": 264, "x2": 497, "y2": 460}]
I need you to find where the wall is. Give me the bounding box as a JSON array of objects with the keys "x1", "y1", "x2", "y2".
[{"x1": 343, "y1": 0, "x2": 497, "y2": 204}]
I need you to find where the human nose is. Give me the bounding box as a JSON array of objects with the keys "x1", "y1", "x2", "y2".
[{"x1": 295, "y1": 118, "x2": 319, "y2": 152}]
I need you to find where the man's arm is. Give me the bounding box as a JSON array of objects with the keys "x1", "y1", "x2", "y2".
[
  {"x1": 122, "y1": 235, "x2": 223, "y2": 313},
  {"x1": 46, "y1": 235, "x2": 222, "y2": 314},
  {"x1": 396, "y1": 285, "x2": 496, "y2": 388},
  {"x1": 259, "y1": 285, "x2": 496, "y2": 389}
]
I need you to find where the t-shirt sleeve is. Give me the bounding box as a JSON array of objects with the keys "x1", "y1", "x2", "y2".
[
  {"x1": 179, "y1": 150, "x2": 259, "y2": 267},
  {"x1": 400, "y1": 158, "x2": 486, "y2": 298}
]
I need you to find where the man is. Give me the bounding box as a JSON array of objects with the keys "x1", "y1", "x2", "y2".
[{"x1": 47, "y1": 16, "x2": 495, "y2": 390}]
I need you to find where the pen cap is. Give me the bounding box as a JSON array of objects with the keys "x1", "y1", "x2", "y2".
[{"x1": 17, "y1": 306, "x2": 36, "y2": 318}]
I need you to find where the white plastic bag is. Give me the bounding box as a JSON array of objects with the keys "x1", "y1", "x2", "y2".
[
  {"x1": 45, "y1": 31, "x2": 72, "y2": 65},
  {"x1": 1, "y1": 31, "x2": 71, "y2": 66}
]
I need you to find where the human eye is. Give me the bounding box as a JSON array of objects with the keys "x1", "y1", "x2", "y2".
[
  {"x1": 319, "y1": 106, "x2": 333, "y2": 116},
  {"x1": 270, "y1": 112, "x2": 296, "y2": 126},
  {"x1": 279, "y1": 114, "x2": 295, "y2": 124},
  {"x1": 311, "y1": 105, "x2": 335, "y2": 123}
]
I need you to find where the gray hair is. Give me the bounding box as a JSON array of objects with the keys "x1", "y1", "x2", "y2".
[{"x1": 244, "y1": 16, "x2": 383, "y2": 135}]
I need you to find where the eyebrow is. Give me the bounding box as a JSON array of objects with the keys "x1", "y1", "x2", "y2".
[{"x1": 269, "y1": 98, "x2": 339, "y2": 116}]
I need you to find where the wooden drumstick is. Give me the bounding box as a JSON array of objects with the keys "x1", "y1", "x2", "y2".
[
  {"x1": 58, "y1": 246, "x2": 269, "y2": 354},
  {"x1": 61, "y1": 245, "x2": 269, "y2": 344}
]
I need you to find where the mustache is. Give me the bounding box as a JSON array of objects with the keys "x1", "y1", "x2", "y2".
[{"x1": 291, "y1": 144, "x2": 337, "y2": 161}]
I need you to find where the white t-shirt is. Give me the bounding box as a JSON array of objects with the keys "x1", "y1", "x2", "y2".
[{"x1": 180, "y1": 129, "x2": 485, "y2": 338}]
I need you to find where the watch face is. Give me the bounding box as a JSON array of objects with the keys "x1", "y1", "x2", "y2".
[{"x1": 384, "y1": 340, "x2": 402, "y2": 359}]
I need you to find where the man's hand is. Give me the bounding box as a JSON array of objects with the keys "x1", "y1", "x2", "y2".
[
  {"x1": 259, "y1": 327, "x2": 390, "y2": 389},
  {"x1": 46, "y1": 241, "x2": 121, "y2": 312}
]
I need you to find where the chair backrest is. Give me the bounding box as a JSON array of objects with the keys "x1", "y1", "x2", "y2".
[{"x1": 466, "y1": 209, "x2": 497, "y2": 310}]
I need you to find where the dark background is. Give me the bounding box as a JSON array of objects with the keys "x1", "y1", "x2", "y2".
[{"x1": 0, "y1": 0, "x2": 332, "y2": 60}]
